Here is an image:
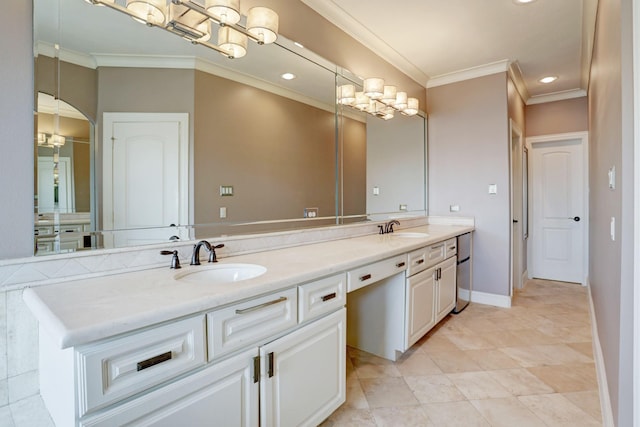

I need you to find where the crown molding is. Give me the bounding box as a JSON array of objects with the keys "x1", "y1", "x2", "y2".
[
  {"x1": 300, "y1": 0, "x2": 429, "y2": 86},
  {"x1": 426, "y1": 60, "x2": 511, "y2": 88},
  {"x1": 526, "y1": 89, "x2": 587, "y2": 105},
  {"x1": 508, "y1": 61, "x2": 530, "y2": 102},
  {"x1": 37, "y1": 93, "x2": 87, "y2": 120},
  {"x1": 35, "y1": 41, "x2": 97, "y2": 69}
]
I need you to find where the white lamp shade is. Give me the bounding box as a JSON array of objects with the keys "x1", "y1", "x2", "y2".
[
  {"x1": 363, "y1": 78, "x2": 384, "y2": 99},
  {"x1": 247, "y1": 7, "x2": 279, "y2": 44},
  {"x1": 48, "y1": 134, "x2": 66, "y2": 147},
  {"x1": 402, "y1": 97, "x2": 419, "y2": 116},
  {"x1": 126, "y1": 0, "x2": 166, "y2": 25},
  {"x1": 381, "y1": 85, "x2": 397, "y2": 104},
  {"x1": 218, "y1": 26, "x2": 248, "y2": 58},
  {"x1": 337, "y1": 84, "x2": 356, "y2": 105},
  {"x1": 354, "y1": 92, "x2": 370, "y2": 110},
  {"x1": 205, "y1": 0, "x2": 241, "y2": 25},
  {"x1": 394, "y1": 91, "x2": 408, "y2": 110}
]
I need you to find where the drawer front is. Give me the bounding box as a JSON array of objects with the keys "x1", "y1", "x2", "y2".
[
  {"x1": 298, "y1": 273, "x2": 346, "y2": 323},
  {"x1": 208, "y1": 287, "x2": 297, "y2": 361},
  {"x1": 59, "y1": 224, "x2": 84, "y2": 234},
  {"x1": 407, "y1": 248, "x2": 428, "y2": 277},
  {"x1": 347, "y1": 254, "x2": 407, "y2": 293},
  {"x1": 77, "y1": 315, "x2": 206, "y2": 416},
  {"x1": 444, "y1": 238, "x2": 458, "y2": 259},
  {"x1": 425, "y1": 242, "x2": 445, "y2": 268}
]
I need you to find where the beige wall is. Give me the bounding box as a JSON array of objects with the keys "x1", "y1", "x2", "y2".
[
  {"x1": 525, "y1": 97, "x2": 588, "y2": 136},
  {"x1": 588, "y1": 0, "x2": 635, "y2": 424},
  {"x1": 36, "y1": 56, "x2": 98, "y2": 123},
  {"x1": 428, "y1": 73, "x2": 510, "y2": 297}
]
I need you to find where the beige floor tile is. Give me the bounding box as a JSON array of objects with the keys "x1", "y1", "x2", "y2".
[
  {"x1": 445, "y1": 332, "x2": 495, "y2": 350},
  {"x1": 478, "y1": 330, "x2": 530, "y2": 348},
  {"x1": 428, "y1": 350, "x2": 483, "y2": 373},
  {"x1": 464, "y1": 349, "x2": 521, "y2": 370},
  {"x1": 319, "y1": 407, "x2": 377, "y2": 427},
  {"x1": 395, "y1": 350, "x2": 443, "y2": 376},
  {"x1": 370, "y1": 405, "x2": 433, "y2": 427},
  {"x1": 470, "y1": 397, "x2": 546, "y2": 427},
  {"x1": 359, "y1": 377, "x2": 419, "y2": 408},
  {"x1": 562, "y1": 390, "x2": 603, "y2": 422},
  {"x1": 343, "y1": 378, "x2": 369, "y2": 410},
  {"x1": 419, "y1": 335, "x2": 460, "y2": 353},
  {"x1": 423, "y1": 401, "x2": 490, "y2": 427},
  {"x1": 446, "y1": 371, "x2": 512, "y2": 400},
  {"x1": 404, "y1": 374, "x2": 466, "y2": 404},
  {"x1": 518, "y1": 393, "x2": 601, "y2": 426},
  {"x1": 490, "y1": 368, "x2": 555, "y2": 396},
  {"x1": 352, "y1": 358, "x2": 401, "y2": 379},
  {"x1": 527, "y1": 363, "x2": 598, "y2": 392},
  {"x1": 567, "y1": 342, "x2": 595, "y2": 358},
  {"x1": 499, "y1": 344, "x2": 593, "y2": 367}
]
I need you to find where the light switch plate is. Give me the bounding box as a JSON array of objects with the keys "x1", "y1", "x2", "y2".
[
  {"x1": 220, "y1": 207, "x2": 227, "y2": 218},
  {"x1": 488, "y1": 184, "x2": 497, "y2": 194},
  {"x1": 608, "y1": 166, "x2": 616, "y2": 190},
  {"x1": 220, "y1": 185, "x2": 234, "y2": 196},
  {"x1": 373, "y1": 186, "x2": 380, "y2": 195},
  {"x1": 399, "y1": 204, "x2": 407, "y2": 211},
  {"x1": 450, "y1": 205, "x2": 460, "y2": 212}
]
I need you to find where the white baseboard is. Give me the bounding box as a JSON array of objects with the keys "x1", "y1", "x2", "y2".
[
  {"x1": 459, "y1": 289, "x2": 511, "y2": 308},
  {"x1": 588, "y1": 284, "x2": 615, "y2": 427}
]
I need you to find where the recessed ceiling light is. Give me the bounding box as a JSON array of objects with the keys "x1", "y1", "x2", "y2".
[
  {"x1": 294, "y1": 41, "x2": 304, "y2": 49},
  {"x1": 539, "y1": 76, "x2": 558, "y2": 84},
  {"x1": 281, "y1": 73, "x2": 296, "y2": 80},
  {"x1": 513, "y1": 0, "x2": 536, "y2": 4}
]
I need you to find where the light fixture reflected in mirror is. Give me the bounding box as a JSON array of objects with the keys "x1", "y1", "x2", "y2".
[
  {"x1": 87, "y1": 0, "x2": 279, "y2": 59},
  {"x1": 338, "y1": 79, "x2": 419, "y2": 119}
]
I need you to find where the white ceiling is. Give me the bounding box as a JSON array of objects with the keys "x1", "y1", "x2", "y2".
[{"x1": 302, "y1": 0, "x2": 598, "y2": 103}]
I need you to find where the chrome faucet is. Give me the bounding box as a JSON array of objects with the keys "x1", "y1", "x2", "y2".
[{"x1": 190, "y1": 241, "x2": 225, "y2": 265}]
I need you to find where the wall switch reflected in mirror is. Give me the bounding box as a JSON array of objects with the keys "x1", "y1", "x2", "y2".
[
  {"x1": 304, "y1": 208, "x2": 319, "y2": 218},
  {"x1": 220, "y1": 186, "x2": 234, "y2": 196}
]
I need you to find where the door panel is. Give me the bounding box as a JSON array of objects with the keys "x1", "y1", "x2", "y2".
[{"x1": 531, "y1": 139, "x2": 584, "y2": 283}]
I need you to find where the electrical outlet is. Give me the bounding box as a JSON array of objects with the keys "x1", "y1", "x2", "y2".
[
  {"x1": 488, "y1": 184, "x2": 497, "y2": 194},
  {"x1": 304, "y1": 207, "x2": 318, "y2": 218},
  {"x1": 450, "y1": 205, "x2": 460, "y2": 212},
  {"x1": 220, "y1": 207, "x2": 227, "y2": 218},
  {"x1": 220, "y1": 185, "x2": 234, "y2": 196},
  {"x1": 373, "y1": 186, "x2": 380, "y2": 195},
  {"x1": 399, "y1": 204, "x2": 407, "y2": 211}
]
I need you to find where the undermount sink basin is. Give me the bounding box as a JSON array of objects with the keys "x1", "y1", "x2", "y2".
[
  {"x1": 392, "y1": 232, "x2": 430, "y2": 238},
  {"x1": 175, "y1": 263, "x2": 267, "y2": 285}
]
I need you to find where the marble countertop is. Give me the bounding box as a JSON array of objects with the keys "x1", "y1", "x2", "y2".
[{"x1": 23, "y1": 224, "x2": 473, "y2": 349}]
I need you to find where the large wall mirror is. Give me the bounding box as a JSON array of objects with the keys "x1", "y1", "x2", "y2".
[{"x1": 33, "y1": 0, "x2": 427, "y2": 256}]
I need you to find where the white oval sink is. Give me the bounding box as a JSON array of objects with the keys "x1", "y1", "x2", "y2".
[
  {"x1": 392, "y1": 232, "x2": 430, "y2": 238},
  {"x1": 175, "y1": 263, "x2": 267, "y2": 285}
]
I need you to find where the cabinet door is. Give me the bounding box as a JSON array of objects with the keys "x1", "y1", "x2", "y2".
[
  {"x1": 436, "y1": 257, "x2": 457, "y2": 323},
  {"x1": 405, "y1": 266, "x2": 436, "y2": 349},
  {"x1": 80, "y1": 348, "x2": 259, "y2": 427},
  {"x1": 260, "y1": 309, "x2": 346, "y2": 427}
]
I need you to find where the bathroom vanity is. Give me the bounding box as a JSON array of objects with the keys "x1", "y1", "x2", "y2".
[{"x1": 24, "y1": 224, "x2": 472, "y2": 426}]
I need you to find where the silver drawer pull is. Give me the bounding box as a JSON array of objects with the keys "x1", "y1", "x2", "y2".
[
  {"x1": 416, "y1": 259, "x2": 425, "y2": 265},
  {"x1": 321, "y1": 292, "x2": 337, "y2": 302},
  {"x1": 396, "y1": 262, "x2": 406, "y2": 268},
  {"x1": 360, "y1": 274, "x2": 372, "y2": 281},
  {"x1": 235, "y1": 296, "x2": 288, "y2": 314},
  {"x1": 449, "y1": 246, "x2": 456, "y2": 251},
  {"x1": 137, "y1": 351, "x2": 172, "y2": 371}
]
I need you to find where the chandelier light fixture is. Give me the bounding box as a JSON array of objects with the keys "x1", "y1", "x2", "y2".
[
  {"x1": 37, "y1": 133, "x2": 67, "y2": 149},
  {"x1": 338, "y1": 78, "x2": 419, "y2": 120},
  {"x1": 85, "y1": 0, "x2": 279, "y2": 59}
]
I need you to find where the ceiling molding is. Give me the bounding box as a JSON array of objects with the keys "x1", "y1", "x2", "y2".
[
  {"x1": 93, "y1": 54, "x2": 198, "y2": 69},
  {"x1": 301, "y1": 0, "x2": 429, "y2": 86},
  {"x1": 36, "y1": 42, "x2": 97, "y2": 69},
  {"x1": 508, "y1": 61, "x2": 530, "y2": 103},
  {"x1": 426, "y1": 60, "x2": 511, "y2": 88},
  {"x1": 526, "y1": 89, "x2": 587, "y2": 105},
  {"x1": 37, "y1": 93, "x2": 87, "y2": 120}
]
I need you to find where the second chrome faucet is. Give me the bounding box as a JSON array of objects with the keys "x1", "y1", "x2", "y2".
[{"x1": 190, "y1": 240, "x2": 225, "y2": 265}]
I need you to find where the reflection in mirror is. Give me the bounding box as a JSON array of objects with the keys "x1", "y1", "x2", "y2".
[
  {"x1": 32, "y1": 0, "x2": 427, "y2": 257},
  {"x1": 35, "y1": 93, "x2": 94, "y2": 255}
]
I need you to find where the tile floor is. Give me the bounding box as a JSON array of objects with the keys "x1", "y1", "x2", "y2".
[{"x1": 321, "y1": 279, "x2": 602, "y2": 426}]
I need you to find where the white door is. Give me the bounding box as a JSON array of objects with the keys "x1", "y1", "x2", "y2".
[
  {"x1": 260, "y1": 309, "x2": 345, "y2": 427},
  {"x1": 510, "y1": 120, "x2": 524, "y2": 294},
  {"x1": 38, "y1": 156, "x2": 74, "y2": 213},
  {"x1": 103, "y1": 113, "x2": 189, "y2": 248},
  {"x1": 530, "y1": 135, "x2": 587, "y2": 284}
]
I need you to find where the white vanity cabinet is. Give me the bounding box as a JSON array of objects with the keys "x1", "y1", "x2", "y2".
[
  {"x1": 405, "y1": 264, "x2": 437, "y2": 348},
  {"x1": 435, "y1": 256, "x2": 457, "y2": 323}
]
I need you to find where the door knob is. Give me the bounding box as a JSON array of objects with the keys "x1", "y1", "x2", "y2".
[
  {"x1": 512, "y1": 219, "x2": 518, "y2": 223},
  {"x1": 570, "y1": 216, "x2": 580, "y2": 222}
]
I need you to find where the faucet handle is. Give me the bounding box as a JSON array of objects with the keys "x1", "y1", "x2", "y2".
[
  {"x1": 378, "y1": 225, "x2": 384, "y2": 234},
  {"x1": 208, "y1": 243, "x2": 225, "y2": 263},
  {"x1": 160, "y1": 250, "x2": 181, "y2": 269}
]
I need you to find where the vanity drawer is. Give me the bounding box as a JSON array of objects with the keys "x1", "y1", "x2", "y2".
[
  {"x1": 76, "y1": 315, "x2": 206, "y2": 416},
  {"x1": 207, "y1": 287, "x2": 297, "y2": 361},
  {"x1": 298, "y1": 273, "x2": 346, "y2": 323},
  {"x1": 425, "y1": 242, "x2": 445, "y2": 268},
  {"x1": 347, "y1": 254, "x2": 407, "y2": 293},
  {"x1": 407, "y1": 247, "x2": 428, "y2": 277},
  {"x1": 444, "y1": 238, "x2": 457, "y2": 259}
]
